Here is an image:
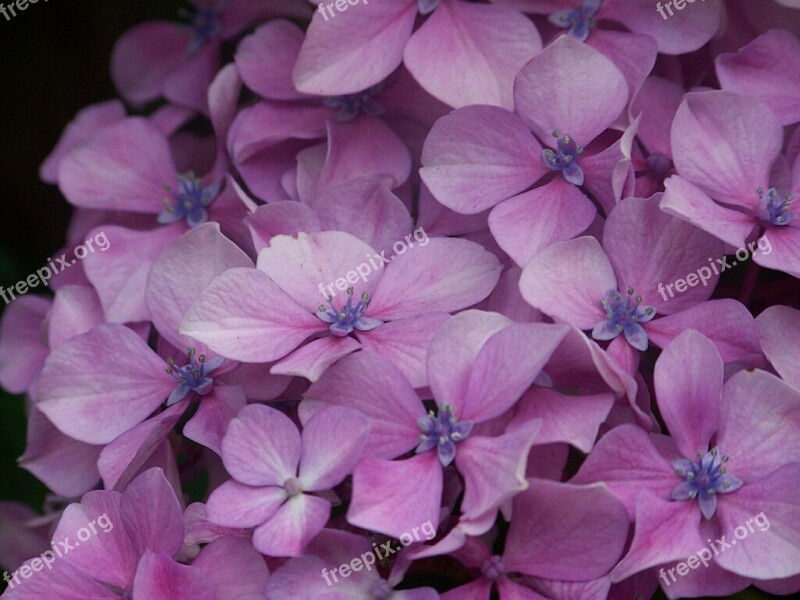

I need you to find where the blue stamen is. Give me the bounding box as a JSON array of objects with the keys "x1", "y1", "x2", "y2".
[
  {"x1": 323, "y1": 83, "x2": 387, "y2": 123},
  {"x1": 165, "y1": 348, "x2": 225, "y2": 406},
  {"x1": 415, "y1": 404, "x2": 473, "y2": 467},
  {"x1": 179, "y1": 3, "x2": 224, "y2": 55},
  {"x1": 757, "y1": 187, "x2": 796, "y2": 226},
  {"x1": 549, "y1": 0, "x2": 603, "y2": 42},
  {"x1": 317, "y1": 288, "x2": 383, "y2": 336},
  {"x1": 592, "y1": 287, "x2": 655, "y2": 351},
  {"x1": 542, "y1": 131, "x2": 585, "y2": 186},
  {"x1": 417, "y1": 0, "x2": 442, "y2": 15},
  {"x1": 158, "y1": 172, "x2": 221, "y2": 228},
  {"x1": 671, "y1": 448, "x2": 743, "y2": 519}
]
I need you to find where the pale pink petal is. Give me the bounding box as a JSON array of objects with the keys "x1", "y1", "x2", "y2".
[
  {"x1": 121, "y1": 468, "x2": 184, "y2": 556},
  {"x1": 183, "y1": 386, "x2": 247, "y2": 456},
  {"x1": 191, "y1": 536, "x2": 269, "y2": 599},
  {"x1": 271, "y1": 335, "x2": 362, "y2": 382},
  {"x1": 206, "y1": 481, "x2": 286, "y2": 529},
  {"x1": 252, "y1": 493, "x2": 331, "y2": 557},
  {"x1": 756, "y1": 305, "x2": 800, "y2": 389},
  {"x1": 752, "y1": 226, "x2": 800, "y2": 279},
  {"x1": 235, "y1": 20, "x2": 308, "y2": 100},
  {"x1": 132, "y1": 551, "x2": 214, "y2": 600},
  {"x1": 0, "y1": 295, "x2": 50, "y2": 394}
]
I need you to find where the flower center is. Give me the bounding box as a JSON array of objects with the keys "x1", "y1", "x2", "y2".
[
  {"x1": 592, "y1": 288, "x2": 655, "y2": 352},
  {"x1": 180, "y1": 4, "x2": 223, "y2": 54},
  {"x1": 371, "y1": 580, "x2": 393, "y2": 600},
  {"x1": 646, "y1": 151, "x2": 673, "y2": 178},
  {"x1": 542, "y1": 132, "x2": 585, "y2": 186},
  {"x1": 549, "y1": 0, "x2": 602, "y2": 42},
  {"x1": 415, "y1": 404, "x2": 473, "y2": 467},
  {"x1": 158, "y1": 172, "x2": 221, "y2": 228},
  {"x1": 165, "y1": 348, "x2": 225, "y2": 406},
  {"x1": 317, "y1": 288, "x2": 383, "y2": 336},
  {"x1": 671, "y1": 448, "x2": 743, "y2": 519},
  {"x1": 323, "y1": 83, "x2": 386, "y2": 123},
  {"x1": 757, "y1": 187, "x2": 796, "y2": 226},
  {"x1": 283, "y1": 477, "x2": 303, "y2": 497},
  {"x1": 481, "y1": 555, "x2": 507, "y2": 581}
]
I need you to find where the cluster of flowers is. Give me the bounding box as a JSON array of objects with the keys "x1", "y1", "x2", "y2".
[{"x1": 1, "y1": 0, "x2": 799, "y2": 598}]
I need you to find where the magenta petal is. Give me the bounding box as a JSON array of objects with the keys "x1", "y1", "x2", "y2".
[
  {"x1": 271, "y1": 335, "x2": 361, "y2": 382},
  {"x1": 369, "y1": 238, "x2": 502, "y2": 320},
  {"x1": 404, "y1": 0, "x2": 541, "y2": 110},
  {"x1": 58, "y1": 118, "x2": 177, "y2": 213},
  {"x1": 47, "y1": 286, "x2": 104, "y2": 350},
  {"x1": 247, "y1": 201, "x2": 323, "y2": 251},
  {"x1": 716, "y1": 28, "x2": 800, "y2": 125},
  {"x1": 83, "y1": 225, "x2": 181, "y2": 324},
  {"x1": 609, "y1": 493, "x2": 705, "y2": 582},
  {"x1": 235, "y1": 21, "x2": 308, "y2": 100},
  {"x1": 206, "y1": 481, "x2": 286, "y2": 529},
  {"x1": 293, "y1": 0, "x2": 417, "y2": 95},
  {"x1": 715, "y1": 464, "x2": 800, "y2": 579},
  {"x1": 0, "y1": 295, "x2": 50, "y2": 394},
  {"x1": 121, "y1": 468, "x2": 184, "y2": 557},
  {"x1": 191, "y1": 536, "x2": 269, "y2": 599},
  {"x1": 420, "y1": 105, "x2": 545, "y2": 214},
  {"x1": 631, "y1": 76, "x2": 684, "y2": 156},
  {"x1": 514, "y1": 36, "x2": 627, "y2": 145},
  {"x1": 756, "y1": 305, "x2": 800, "y2": 389},
  {"x1": 132, "y1": 550, "x2": 214, "y2": 600},
  {"x1": 299, "y1": 406, "x2": 370, "y2": 491},
  {"x1": 752, "y1": 226, "x2": 800, "y2": 279},
  {"x1": 601, "y1": 0, "x2": 722, "y2": 55},
  {"x1": 488, "y1": 178, "x2": 596, "y2": 267},
  {"x1": 180, "y1": 267, "x2": 321, "y2": 362},
  {"x1": 348, "y1": 454, "x2": 443, "y2": 539},
  {"x1": 504, "y1": 479, "x2": 629, "y2": 581},
  {"x1": 0, "y1": 557, "x2": 119, "y2": 600},
  {"x1": 222, "y1": 404, "x2": 301, "y2": 486},
  {"x1": 660, "y1": 175, "x2": 757, "y2": 249},
  {"x1": 182, "y1": 386, "x2": 247, "y2": 456},
  {"x1": 252, "y1": 493, "x2": 331, "y2": 557},
  {"x1": 571, "y1": 424, "x2": 678, "y2": 518},
  {"x1": 111, "y1": 22, "x2": 190, "y2": 106},
  {"x1": 671, "y1": 91, "x2": 783, "y2": 209},
  {"x1": 37, "y1": 323, "x2": 175, "y2": 444},
  {"x1": 20, "y1": 406, "x2": 101, "y2": 498},
  {"x1": 717, "y1": 369, "x2": 800, "y2": 482},
  {"x1": 163, "y1": 42, "x2": 220, "y2": 113},
  {"x1": 655, "y1": 330, "x2": 722, "y2": 458},
  {"x1": 305, "y1": 352, "x2": 423, "y2": 459},
  {"x1": 457, "y1": 421, "x2": 541, "y2": 520},
  {"x1": 587, "y1": 30, "x2": 658, "y2": 100},
  {"x1": 519, "y1": 237, "x2": 617, "y2": 330}
]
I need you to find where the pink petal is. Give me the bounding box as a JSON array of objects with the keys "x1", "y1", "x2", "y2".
[
  {"x1": 752, "y1": 225, "x2": 800, "y2": 279},
  {"x1": 163, "y1": 43, "x2": 220, "y2": 113},
  {"x1": 299, "y1": 406, "x2": 371, "y2": 491},
  {"x1": 587, "y1": 30, "x2": 658, "y2": 100},
  {"x1": 146, "y1": 223, "x2": 253, "y2": 353},
  {"x1": 121, "y1": 468, "x2": 185, "y2": 556},
  {"x1": 37, "y1": 323, "x2": 175, "y2": 444},
  {"x1": 670, "y1": 91, "x2": 783, "y2": 209},
  {"x1": 660, "y1": 175, "x2": 756, "y2": 248},
  {"x1": 716, "y1": 28, "x2": 800, "y2": 125},
  {"x1": 717, "y1": 369, "x2": 800, "y2": 482},
  {"x1": 756, "y1": 305, "x2": 800, "y2": 389},
  {"x1": 514, "y1": 36, "x2": 627, "y2": 145},
  {"x1": 111, "y1": 22, "x2": 190, "y2": 106},
  {"x1": 655, "y1": 330, "x2": 722, "y2": 458},
  {"x1": 0, "y1": 295, "x2": 50, "y2": 394},
  {"x1": 404, "y1": 0, "x2": 542, "y2": 110},
  {"x1": 305, "y1": 352, "x2": 423, "y2": 459},
  {"x1": 504, "y1": 479, "x2": 630, "y2": 580},
  {"x1": 132, "y1": 550, "x2": 214, "y2": 600},
  {"x1": 519, "y1": 237, "x2": 617, "y2": 330},
  {"x1": 58, "y1": 118, "x2": 177, "y2": 213},
  {"x1": 47, "y1": 286, "x2": 105, "y2": 350},
  {"x1": 252, "y1": 493, "x2": 331, "y2": 557},
  {"x1": 271, "y1": 335, "x2": 362, "y2": 382},
  {"x1": 420, "y1": 105, "x2": 545, "y2": 214},
  {"x1": 83, "y1": 225, "x2": 181, "y2": 324},
  {"x1": 292, "y1": 0, "x2": 417, "y2": 95},
  {"x1": 191, "y1": 536, "x2": 269, "y2": 599},
  {"x1": 235, "y1": 21, "x2": 308, "y2": 100},
  {"x1": 257, "y1": 231, "x2": 382, "y2": 313},
  {"x1": 180, "y1": 267, "x2": 321, "y2": 362},
  {"x1": 182, "y1": 385, "x2": 247, "y2": 456},
  {"x1": 222, "y1": 404, "x2": 301, "y2": 486},
  {"x1": 348, "y1": 454, "x2": 443, "y2": 540},
  {"x1": 247, "y1": 201, "x2": 322, "y2": 252},
  {"x1": 488, "y1": 178, "x2": 596, "y2": 267},
  {"x1": 206, "y1": 481, "x2": 286, "y2": 529},
  {"x1": 369, "y1": 238, "x2": 502, "y2": 320},
  {"x1": 356, "y1": 312, "x2": 450, "y2": 388},
  {"x1": 631, "y1": 76, "x2": 685, "y2": 155}
]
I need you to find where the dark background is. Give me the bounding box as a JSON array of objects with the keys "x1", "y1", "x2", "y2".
[{"x1": 0, "y1": 2, "x2": 786, "y2": 598}]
